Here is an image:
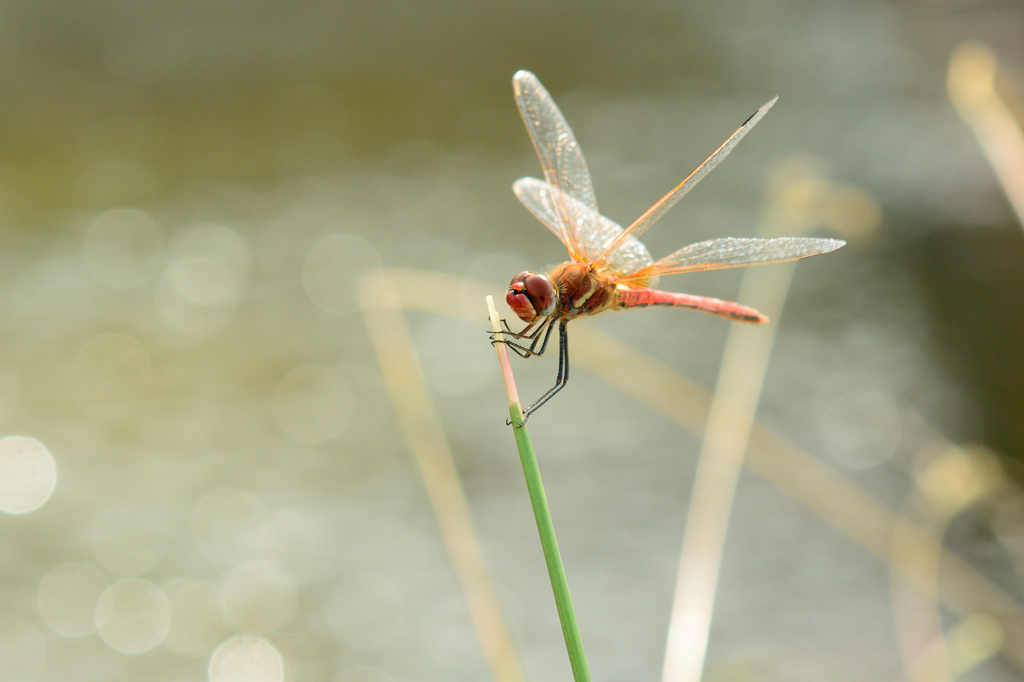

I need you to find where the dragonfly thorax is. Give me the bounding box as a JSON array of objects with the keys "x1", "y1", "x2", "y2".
[
  {"x1": 507, "y1": 271, "x2": 556, "y2": 322},
  {"x1": 548, "y1": 261, "x2": 617, "y2": 319}
]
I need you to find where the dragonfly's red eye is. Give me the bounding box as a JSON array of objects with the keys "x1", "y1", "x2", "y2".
[
  {"x1": 507, "y1": 271, "x2": 555, "y2": 322},
  {"x1": 507, "y1": 271, "x2": 537, "y2": 322},
  {"x1": 524, "y1": 274, "x2": 556, "y2": 316}
]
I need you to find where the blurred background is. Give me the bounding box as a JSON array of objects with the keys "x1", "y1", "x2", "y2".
[{"x1": 0, "y1": 0, "x2": 1022, "y2": 681}]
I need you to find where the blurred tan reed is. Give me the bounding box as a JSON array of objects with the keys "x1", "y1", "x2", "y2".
[
  {"x1": 663, "y1": 159, "x2": 880, "y2": 682},
  {"x1": 948, "y1": 42, "x2": 1024, "y2": 228},
  {"x1": 382, "y1": 266, "x2": 1024, "y2": 676},
  {"x1": 360, "y1": 274, "x2": 527, "y2": 682}
]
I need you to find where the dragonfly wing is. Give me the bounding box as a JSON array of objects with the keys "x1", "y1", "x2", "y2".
[
  {"x1": 616, "y1": 236, "x2": 845, "y2": 283},
  {"x1": 514, "y1": 178, "x2": 656, "y2": 282},
  {"x1": 594, "y1": 97, "x2": 778, "y2": 268},
  {"x1": 601, "y1": 228, "x2": 659, "y2": 286},
  {"x1": 513, "y1": 71, "x2": 600, "y2": 263}
]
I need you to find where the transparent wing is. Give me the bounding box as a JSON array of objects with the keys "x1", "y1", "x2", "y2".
[
  {"x1": 615, "y1": 237, "x2": 845, "y2": 284},
  {"x1": 514, "y1": 178, "x2": 656, "y2": 281},
  {"x1": 594, "y1": 97, "x2": 779, "y2": 269},
  {"x1": 513, "y1": 70, "x2": 600, "y2": 263}
]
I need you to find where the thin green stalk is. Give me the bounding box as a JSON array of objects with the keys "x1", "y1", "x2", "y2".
[
  {"x1": 509, "y1": 406, "x2": 591, "y2": 682},
  {"x1": 486, "y1": 295, "x2": 591, "y2": 682}
]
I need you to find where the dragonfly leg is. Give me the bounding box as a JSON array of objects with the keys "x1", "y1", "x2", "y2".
[
  {"x1": 519, "y1": 319, "x2": 569, "y2": 421},
  {"x1": 499, "y1": 320, "x2": 555, "y2": 359},
  {"x1": 491, "y1": 317, "x2": 544, "y2": 341},
  {"x1": 490, "y1": 317, "x2": 554, "y2": 358},
  {"x1": 501, "y1": 318, "x2": 524, "y2": 335}
]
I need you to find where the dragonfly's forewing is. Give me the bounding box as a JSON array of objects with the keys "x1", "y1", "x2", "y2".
[
  {"x1": 514, "y1": 178, "x2": 656, "y2": 282},
  {"x1": 616, "y1": 236, "x2": 845, "y2": 283},
  {"x1": 513, "y1": 71, "x2": 600, "y2": 263},
  {"x1": 595, "y1": 97, "x2": 779, "y2": 268}
]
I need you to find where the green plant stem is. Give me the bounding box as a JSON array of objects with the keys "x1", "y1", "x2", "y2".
[{"x1": 509, "y1": 405, "x2": 592, "y2": 682}]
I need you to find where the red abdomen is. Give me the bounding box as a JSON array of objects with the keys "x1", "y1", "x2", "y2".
[{"x1": 616, "y1": 287, "x2": 768, "y2": 323}]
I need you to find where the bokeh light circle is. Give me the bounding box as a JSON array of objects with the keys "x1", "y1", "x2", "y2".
[
  {"x1": 83, "y1": 208, "x2": 164, "y2": 289},
  {"x1": 302, "y1": 235, "x2": 382, "y2": 314},
  {"x1": 94, "y1": 579, "x2": 170, "y2": 653},
  {"x1": 37, "y1": 562, "x2": 109, "y2": 637},
  {"x1": 168, "y1": 223, "x2": 250, "y2": 305},
  {"x1": 156, "y1": 223, "x2": 249, "y2": 336},
  {"x1": 209, "y1": 637, "x2": 283, "y2": 682},
  {"x1": 155, "y1": 277, "x2": 235, "y2": 336},
  {"x1": 166, "y1": 256, "x2": 239, "y2": 306},
  {"x1": 0, "y1": 436, "x2": 57, "y2": 514}
]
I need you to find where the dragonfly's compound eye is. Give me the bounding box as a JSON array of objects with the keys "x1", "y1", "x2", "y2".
[
  {"x1": 507, "y1": 271, "x2": 556, "y2": 321},
  {"x1": 507, "y1": 271, "x2": 538, "y2": 322},
  {"x1": 524, "y1": 274, "x2": 556, "y2": 317}
]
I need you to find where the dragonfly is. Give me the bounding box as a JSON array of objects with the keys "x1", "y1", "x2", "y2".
[{"x1": 495, "y1": 71, "x2": 845, "y2": 420}]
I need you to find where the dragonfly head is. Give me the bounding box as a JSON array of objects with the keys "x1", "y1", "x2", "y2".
[{"x1": 507, "y1": 271, "x2": 556, "y2": 322}]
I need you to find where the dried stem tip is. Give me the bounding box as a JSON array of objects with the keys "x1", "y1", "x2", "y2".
[{"x1": 486, "y1": 295, "x2": 523, "y2": 412}]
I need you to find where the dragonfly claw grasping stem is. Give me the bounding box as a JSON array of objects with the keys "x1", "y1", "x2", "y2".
[{"x1": 506, "y1": 413, "x2": 528, "y2": 427}]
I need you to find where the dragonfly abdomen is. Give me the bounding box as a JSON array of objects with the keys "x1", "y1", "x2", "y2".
[{"x1": 615, "y1": 287, "x2": 768, "y2": 324}]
